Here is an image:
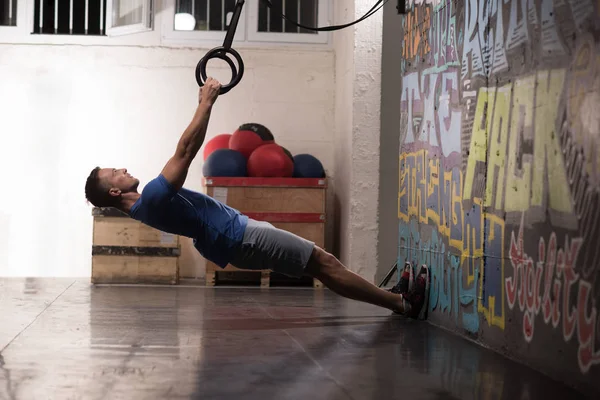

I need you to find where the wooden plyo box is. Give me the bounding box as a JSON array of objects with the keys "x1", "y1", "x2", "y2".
[
  {"x1": 91, "y1": 207, "x2": 180, "y2": 285},
  {"x1": 203, "y1": 177, "x2": 327, "y2": 288}
]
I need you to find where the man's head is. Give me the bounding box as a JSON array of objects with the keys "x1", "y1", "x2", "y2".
[{"x1": 85, "y1": 167, "x2": 140, "y2": 208}]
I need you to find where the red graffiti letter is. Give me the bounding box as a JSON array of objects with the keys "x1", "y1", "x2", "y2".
[
  {"x1": 542, "y1": 234, "x2": 557, "y2": 323},
  {"x1": 506, "y1": 226, "x2": 524, "y2": 309},
  {"x1": 562, "y1": 237, "x2": 582, "y2": 341},
  {"x1": 577, "y1": 280, "x2": 600, "y2": 373}
]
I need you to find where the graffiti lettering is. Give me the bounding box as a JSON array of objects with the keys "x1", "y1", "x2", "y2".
[
  {"x1": 561, "y1": 128, "x2": 600, "y2": 279},
  {"x1": 479, "y1": 214, "x2": 505, "y2": 329},
  {"x1": 398, "y1": 220, "x2": 481, "y2": 334},
  {"x1": 505, "y1": 219, "x2": 600, "y2": 373},
  {"x1": 400, "y1": 70, "x2": 462, "y2": 158},
  {"x1": 506, "y1": 0, "x2": 536, "y2": 51},
  {"x1": 426, "y1": 0, "x2": 460, "y2": 71},
  {"x1": 408, "y1": 0, "x2": 443, "y2": 6},
  {"x1": 402, "y1": 6, "x2": 431, "y2": 62},
  {"x1": 439, "y1": 71, "x2": 462, "y2": 156},
  {"x1": 540, "y1": 0, "x2": 567, "y2": 56},
  {"x1": 399, "y1": 150, "x2": 505, "y2": 331},
  {"x1": 566, "y1": 0, "x2": 595, "y2": 30},
  {"x1": 531, "y1": 69, "x2": 571, "y2": 214},
  {"x1": 460, "y1": 0, "x2": 592, "y2": 77},
  {"x1": 400, "y1": 0, "x2": 600, "y2": 383},
  {"x1": 567, "y1": 38, "x2": 600, "y2": 187},
  {"x1": 463, "y1": 70, "x2": 573, "y2": 222},
  {"x1": 505, "y1": 76, "x2": 534, "y2": 212},
  {"x1": 461, "y1": 0, "x2": 488, "y2": 79},
  {"x1": 401, "y1": 72, "x2": 423, "y2": 145}
]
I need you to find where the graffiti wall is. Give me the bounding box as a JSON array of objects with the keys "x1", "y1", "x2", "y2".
[{"x1": 397, "y1": 0, "x2": 600, "y2": 394}]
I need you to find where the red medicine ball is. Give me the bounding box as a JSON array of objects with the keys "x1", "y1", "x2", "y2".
[
  {"x1": 229, "y1": 129, "x2": 273, "y2": 159},
  {"x1": 203, "y1": 133, "x2": 232, "y2": 161},
  {"x1": 247, "y1": 144, "x2": 294, "y2": 178}
]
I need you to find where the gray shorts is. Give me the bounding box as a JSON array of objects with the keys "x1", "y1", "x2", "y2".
[{"x1": 229, "y1": 219, "x2": 316, "y2": 278}]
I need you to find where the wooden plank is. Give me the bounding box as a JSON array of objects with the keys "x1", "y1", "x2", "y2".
[
  {"x1": 92, "y1": 246, "x2": 180, "y2": 257},
  {"x1": 93, "y1": 217, "x2": 179, "y2": 248},
  {"x1": 205, "y1": 261, "x2": 318, "y2": 288},
  {"x1": 91, "y1": 255, "x2": 179, "y2": 285},
  {"x1": 92, "y1": 207, "x2": 129, "y2": 217},
  {"x1": 206, "y1": 186, "x2": 325, "y2": 214},
  {"x1": 243, "y1": 212, "x2": 325, "y2": 223},
  {"x1": 203, "y1": 181, "x2": 326, "y2": 289},
  {"x1": 270, "y1": 222, "x2": 325, "y2": 247},
  {"x1": 260, "y1": 271, "x2": 270, "y2": 288},
  {"x1": 206, "y1": 263, "x2": 321, "y2": 288},
  {"x1": 206, "y1": 269, "x2": 216, "y2": 286},
  {"x1": 204, "y1": 177, "x2": 327, "y2": 188}
]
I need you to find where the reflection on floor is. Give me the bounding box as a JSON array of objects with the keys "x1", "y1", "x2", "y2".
[{"x1": 0, "y1": 278, "x2": 589, "y2": 399}]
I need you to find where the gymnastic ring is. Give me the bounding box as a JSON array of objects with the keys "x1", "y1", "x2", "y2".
[
  {"x1": 196, "y1": 51, "x2": 238, "y2": 92},
  {"x1": 195, "y1": 46, "x2": 245, "y2": 95}
]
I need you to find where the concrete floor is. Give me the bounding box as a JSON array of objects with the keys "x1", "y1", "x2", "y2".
[{"x1": 0, "y1": 278, "x2": 589, "y2": 400}]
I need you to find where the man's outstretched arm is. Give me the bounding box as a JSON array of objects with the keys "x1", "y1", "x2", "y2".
[{"x1": 161, "y1": 78, "x2": 222, "y2": 191}]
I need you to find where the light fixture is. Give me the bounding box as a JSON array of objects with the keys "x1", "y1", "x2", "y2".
[{"x1": 175, "y1": 13, "x2": 196, "y2": 31}]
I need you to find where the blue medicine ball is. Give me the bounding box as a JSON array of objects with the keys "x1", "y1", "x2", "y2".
[
  {"x1": 203, "y1": 149, "x2": 247, "y2": 177},
  {"x1": 292, "y1": 154, "x2": 325, "y2": 178}
]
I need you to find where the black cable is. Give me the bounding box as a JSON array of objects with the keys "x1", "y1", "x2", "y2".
[
  {"x1": 259, "y1": 0, "x2": 388, "y2": 32},
  {"x1": 196, "y1": 0, "x2": 389, "y2": 93}
]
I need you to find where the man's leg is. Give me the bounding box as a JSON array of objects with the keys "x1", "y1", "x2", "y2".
[
  {"x1": 229, "y1": 219, "x2": 425, "y2": 316},
  {"x1": 304, "y1": 246, "x2": 425, "y2": 316}
]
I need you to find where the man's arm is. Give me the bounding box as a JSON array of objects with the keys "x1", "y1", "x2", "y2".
[{"x1": 161, "y1": 78, "x2": 221, "y2": 191}]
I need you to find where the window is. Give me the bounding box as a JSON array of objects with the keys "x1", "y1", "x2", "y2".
[
  {"x1": 32, "y1": 0, "x2": 107, "y2": 35},
  {"x1": 162, "y1": 0, "x2": 329, "y2": 45},
  {"x1": 0, "y1": 0, "x2": 17, "y2": 26},
  {"x1": 30, "y1": 0, "x2": 152, "y2": 36},
  {"x1": 247, "y1": 0, "x2": 328, "y2": 44},
  {"x1": 257, "y1": 0, "x2": 317, "y2": 34},
  {"x1": 174, "y1": 0, "x2": 236, "y2": 32},
  {"x1": 162, "y1": 0, "x2": 246, "y2": 43},
  {"x1": 106, "y1": 0, "x2": 153, "y2": 36}
]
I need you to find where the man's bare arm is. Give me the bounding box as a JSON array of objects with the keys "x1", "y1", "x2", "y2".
[{"x1": 161, "y1": 78, "x2": 221, "y2": 191}]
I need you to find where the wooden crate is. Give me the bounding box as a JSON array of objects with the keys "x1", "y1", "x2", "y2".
[
  {"x1": 203, "y1": 177, "x2": 326, "y2": 288},
  {"x1": 91, "y1": 207, "x2": 180, "y2": 285}
]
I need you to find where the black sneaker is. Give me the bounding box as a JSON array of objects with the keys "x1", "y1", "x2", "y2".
[
  {"x1": 387, "y1": 262, "x2": 413, "y2": 295},
  {"x1": 403, "y1": 265, "x2": 429, "y2": 320}
]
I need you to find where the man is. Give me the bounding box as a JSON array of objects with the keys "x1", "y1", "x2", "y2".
[{"x1": 84, "y1": 77, "x2": 427, "y2": 318}]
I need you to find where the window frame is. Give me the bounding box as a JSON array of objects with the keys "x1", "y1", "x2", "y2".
[
  {"x1": 0, "y1": 0, "x2": 332, "y2": 48},
  {"x1": 0, "y1": 0, "x2": 159, "y2": 46},
  {"x1": 246, "y1": 0, "x2": 329, "y2": 45},
  {"x1": 106, "y1": 0, "x2": 154, "y2": 37},
  {"x1": 0, "y1": 0, "x2": 19, "y2": 27},
  {"x1": 160, "y1": 0, "x2": 248, "y2": 46},
  {"x1": 0, "y1": 0, "x2": 26, "y2": 38}
]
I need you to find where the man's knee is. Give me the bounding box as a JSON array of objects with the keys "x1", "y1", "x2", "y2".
[{"x1": 305, "y1": 246, "x2": 341, "y2": 279}]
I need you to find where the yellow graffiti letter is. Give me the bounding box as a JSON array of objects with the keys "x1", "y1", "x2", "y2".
[
  {"x1": 486, "y1": 84, "x2": 511, "y2": 209},
  {"x1": 428, "y1": 156, "x2": 441, "y2": 227},
  {"x1": 531, "y1": 69, "x2": 572, "y2": 213},
  {"x1": 398, "y1": 154, "x2": 409, "y2": 222},
  {"x1": 505, "y1": 76, "x2": 534, "y2": 212},
  {"x1": 464, "y1": 88, "x2": 493, "y2": 201}
]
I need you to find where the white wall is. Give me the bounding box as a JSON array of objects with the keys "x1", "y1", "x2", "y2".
[
  {"x1": 333, "y1": 0, "x2": 382, "y2": 280},
  {"x1": 333, "y1": 0, "x2": 355, "y2": 266},
  {"x1": 376, "y1": 0, "x2": 401, "y2": 283},
  {"x1": 0, "y1": 19, "x2": 335, "y2": 277},
  {"x1": 0, "y1": 1, "x2": 386, "y2": 280}
]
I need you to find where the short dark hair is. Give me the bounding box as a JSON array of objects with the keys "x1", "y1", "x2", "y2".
[{"x1": 85, "y1": 167, "x2": 117, "y2": 208}]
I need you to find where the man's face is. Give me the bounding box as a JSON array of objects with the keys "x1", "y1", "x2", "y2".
[{"x1": 98, "y1": 168, "x2": 140, "y2": 197}]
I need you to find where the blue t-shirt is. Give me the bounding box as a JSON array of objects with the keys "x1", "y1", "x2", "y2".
[{"x1": 129, "y1": 174, "x2": 248, "y2": 268}]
